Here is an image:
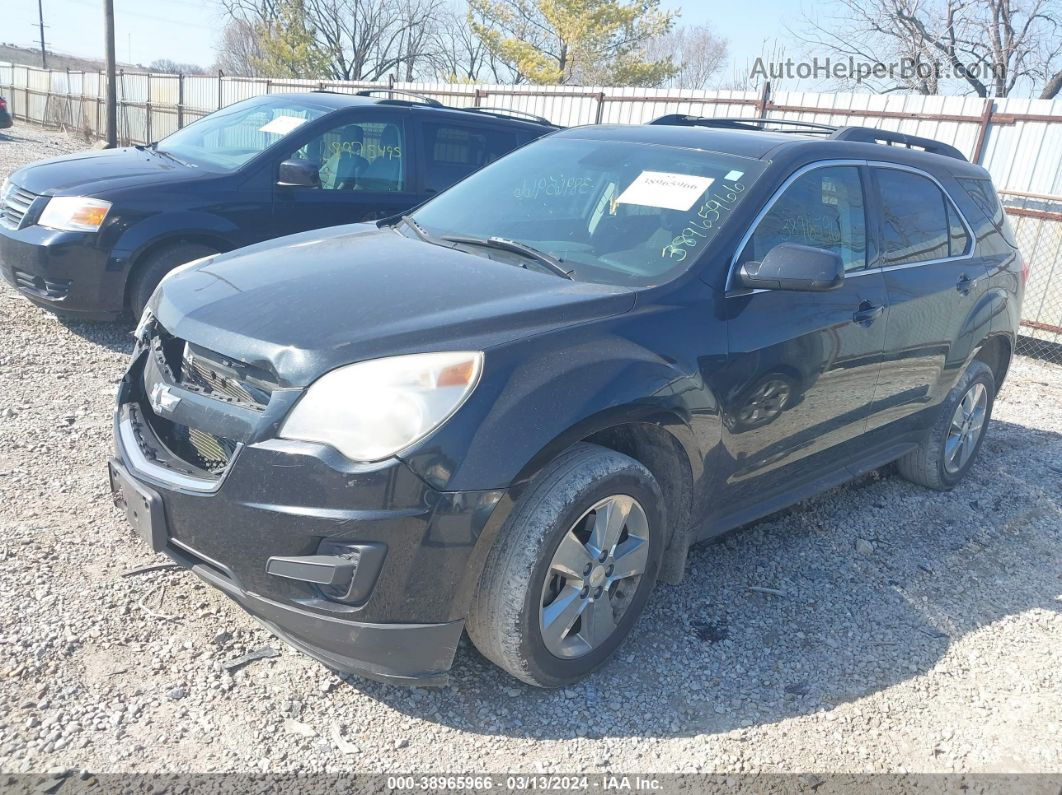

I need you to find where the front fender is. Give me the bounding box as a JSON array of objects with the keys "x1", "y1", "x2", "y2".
[
  {"x1": 401, "y1": 307, "x2": 721, "y2": 494},
  {"x1": 106, "y1": 210, "x2": 242, "y2": 275}
]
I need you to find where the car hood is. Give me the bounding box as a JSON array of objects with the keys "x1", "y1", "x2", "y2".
[
  {"x1": 11, "y1": 146, "x2": 204, "y2": 196},
  {"x1": 151, "y1": 225, "x2": 636, "y2": 387}
]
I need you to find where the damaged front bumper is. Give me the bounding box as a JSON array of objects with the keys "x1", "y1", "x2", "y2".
[{"x1": 109, "y1": 327, "x2": 504, "y2": 685}]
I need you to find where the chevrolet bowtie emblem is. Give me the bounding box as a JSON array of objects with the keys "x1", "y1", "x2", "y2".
[{"x1": 149, "y1": 382, "x2": 181, "y2": 415}]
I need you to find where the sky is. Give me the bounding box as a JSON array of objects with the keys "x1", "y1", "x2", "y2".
[{"x1": 3, "y1": 0, "x2": 799, "y2": 77}]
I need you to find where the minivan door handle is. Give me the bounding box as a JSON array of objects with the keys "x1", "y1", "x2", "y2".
[
  {"x1": 956, "y1": 273, "x2": 975, "y2": 295},
  {"x1": 852, "y1": 300, "x2": 884, "y2": 327}
]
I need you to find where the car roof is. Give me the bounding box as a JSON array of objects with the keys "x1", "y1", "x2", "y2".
[
  {"x1": 556, "y1": 122, "x2": 991, "y2": 178},
  {"x1": 244, "y1": 91, "x2": 558, "y2": 131}
]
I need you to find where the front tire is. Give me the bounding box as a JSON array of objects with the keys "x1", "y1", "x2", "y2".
[
  {"x1": 128, "y1": 242, "x2": 218, "y2": 319},
  {"x1": 467, "y1": 443, "x2": 664, "y2": 687},
  {"x1": 897, "y1": 360, "x2": 995, "y2": 490}
]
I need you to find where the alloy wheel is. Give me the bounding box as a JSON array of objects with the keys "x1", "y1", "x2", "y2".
[
  {"x1": 538, "y1": 495, "x2": 650, "y2": 659},
  {"x1": 944, "y1": 382, "x2": 988, "y2": 475}
]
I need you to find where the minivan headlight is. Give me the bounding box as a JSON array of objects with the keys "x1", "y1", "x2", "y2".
[
  {"x1": 279, "y1": 351, "x2": 484, "y2": 462},
  {"x1": 39, "y1": 196, "x2": 112, "y2": 232}
]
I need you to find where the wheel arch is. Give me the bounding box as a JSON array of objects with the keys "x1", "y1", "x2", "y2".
[
  {"x1": 974, "y1": 332, "x2": 1013, "y2": 390},
  {"x1": 123, "y1": 233, "x2": 231, "y2": 309}
]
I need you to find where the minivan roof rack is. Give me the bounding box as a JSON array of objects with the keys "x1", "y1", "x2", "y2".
[
  {"x1": 461, "y1": 106, "x2": 554, "y2": 126},
  {"x1": 355, "y1": 88, "x2": 443, "y2": 107},
  {"x1": 829, "y1": 126, "x2": 966, "y2": 161},
  {"x1": 650, "y1": 114, "x2": 967, "y2": 161}
]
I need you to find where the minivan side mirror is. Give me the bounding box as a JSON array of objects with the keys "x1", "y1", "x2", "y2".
[
  {"x1": 737, "y1": 243, "x2": 845, "y2": 292},
  {"x1": 277, "y1": 159, "x2": 320, "y2": 188}
]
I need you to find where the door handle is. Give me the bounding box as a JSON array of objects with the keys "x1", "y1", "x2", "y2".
[
  {"x1": 852, "y1": 301, "x2": 884, "y2": 326},
  {"x1": 956, "y1": 273, "x2": 975, "y2": 295}
]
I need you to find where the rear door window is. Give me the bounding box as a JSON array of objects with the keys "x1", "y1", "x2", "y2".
[
  {"x1": 875, "y1": 169, "x2": 951, "y2": 265},
  {"x1": 421, "y1": 122, "x2": 519, "y2": 193}
]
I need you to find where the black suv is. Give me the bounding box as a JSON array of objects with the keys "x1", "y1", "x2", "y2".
[
  {"x1": 108, "y1": 116, "x2": 1024, "y2": 687},
  {"x1": 0, "y1": 90, "x2": 553, "y2": 319}
]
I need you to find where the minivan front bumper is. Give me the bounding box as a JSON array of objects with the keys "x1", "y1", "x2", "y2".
[
  {"x1": 0, "y1": 221, "x2": 122, "y2": 318},
  {"x1": 109, "y1": 343, "x2": 506, "y2": 685}
]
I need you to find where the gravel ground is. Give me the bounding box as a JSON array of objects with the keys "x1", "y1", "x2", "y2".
[{"x1": 0, "y1": 124, "x2": 1060, "y2": 776}]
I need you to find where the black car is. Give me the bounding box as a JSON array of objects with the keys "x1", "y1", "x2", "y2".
[
  {"x1": 0, "y1": 96, "x2": 11, "y2": 129},
  {"x1": 0, "y1": 90, "x2": 554, "y2": 319},
  {"x1": 108, "y1": 117, "x2": 1024, "y2": 687}
]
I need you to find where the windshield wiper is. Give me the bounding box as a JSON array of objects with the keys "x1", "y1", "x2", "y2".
[
  {"x1": 397, "y1": 215, "x2": 435, "y2": 243},
  {"x1": 442, "y1": 235, "x2": 574, "y2": 280},
  {"x1": 137, "y1": 141, "x2": 186, "y2": 166}
]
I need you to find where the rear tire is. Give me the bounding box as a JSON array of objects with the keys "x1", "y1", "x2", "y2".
[
  {"x1": 467, "y1": 443, "x2": 664, "y2": 687},
  {"x1": 128, "y1": 242, "x2": 217, "y2": 319},
  {"x1": 896, "y1": 360, "x2": 995, "y2": 490}
]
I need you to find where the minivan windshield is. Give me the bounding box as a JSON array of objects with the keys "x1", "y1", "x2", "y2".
[
  {"x1": 411, "y1": 137, "x2": 767, "y2": 286},
  {"x1": 156, "y1": 97, "x2": 330, "y2": 171}
]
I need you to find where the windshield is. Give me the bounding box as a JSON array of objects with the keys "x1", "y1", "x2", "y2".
[
  {"x1": 411, "y1": 137, "x2": 767, "y2": 286},
  {"x1": 157, "y1": 97, "x2": 330, "y2": 171}
]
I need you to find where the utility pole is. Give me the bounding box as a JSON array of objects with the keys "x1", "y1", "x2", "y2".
[
  {"x1": 104, "y1": 0, "x2": 117, "y2": 148},
  {"x1": 37, "y1": 0, "x2": 48, "y2": 68}
]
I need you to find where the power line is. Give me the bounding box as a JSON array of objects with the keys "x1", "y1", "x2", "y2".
[{"x1": 56, "y1": 0, "x2": 218, "y2": 31}]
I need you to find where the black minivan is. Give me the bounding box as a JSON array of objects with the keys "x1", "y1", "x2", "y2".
[
  {"x1": 109, "y1": 117, "x2": 1023, "y2": 687},
  {"x1": 0, "y1": 91, "x2": 553, "y2": 319}
]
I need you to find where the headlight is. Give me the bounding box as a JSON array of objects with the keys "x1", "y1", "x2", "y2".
[
  {"x1": 0, "y1": 178, "x2": 10, "y2": 202},
  {"x1": 280, "y1": 351, "x2": 484, "y2": 462},
  {"x1": 38, "y1": 196, "x2": 112, "y2": 232}
]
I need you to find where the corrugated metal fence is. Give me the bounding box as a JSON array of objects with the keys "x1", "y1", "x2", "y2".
[{"x1": 2, "y1": 62, "x2": 1060, "y2": 362}]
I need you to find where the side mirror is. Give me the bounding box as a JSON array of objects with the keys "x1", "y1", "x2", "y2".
[
  {"x1": 737, "y1": 243, "x2": 845, "y2": 292},
  {"x1": 277, "y1": 159, "x2": 320, "y2": 188}
]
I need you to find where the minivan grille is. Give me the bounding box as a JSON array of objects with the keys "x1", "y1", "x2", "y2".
[{"x1": 1, "y1": 184, "x2": 38, "y2": 230}]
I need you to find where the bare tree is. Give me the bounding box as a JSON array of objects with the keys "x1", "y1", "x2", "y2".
[
  {"x1": 427, "y1": 5, "x2": 515, "y2": 82},
  {"x1": 214, "y1": 17, "x2": 267, "y2": 76},
  {"x1": 218, "y1": 0, "x2": 448, "y2": 82},
  {"x1": 796, "y1": 0, "x2": 1062, "y2": 97},
  {"x1": 643, "y1": 24, "x2": 728, "y2": 89},
  {"x1": 149, "y1": 59, "x2": 209, "y2": 75}
]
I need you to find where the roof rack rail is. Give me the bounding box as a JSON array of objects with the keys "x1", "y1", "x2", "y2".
[
  {"x1": 650, "y1": 114, "x2": 838, "y2": 135},
  {"x1": 461, "y1": 106, "x2": 554, "y2": 126},
  {"x1": 828, "y1": 126, "x2": 966, "y2": 161},
  {"x1": 650, "y1": 114, "x2": 967, "y2": 161},
  {"x1": 355, "y1": 88, "x2": 442, "y2": 107}
]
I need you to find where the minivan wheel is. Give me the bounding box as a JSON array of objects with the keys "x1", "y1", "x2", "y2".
[
  {"x1": 128, "y1": 242, "x2": 218, "y2": 320},
  {"x1": 467, "y1": 443, "x2": 664, "y2": 687},
  {"x1": 896, "y1": 360, "x2": 995, "y2": 491}
]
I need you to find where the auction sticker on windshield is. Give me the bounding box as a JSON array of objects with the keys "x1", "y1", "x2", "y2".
[
  {"x1": 617, "y1": 171, "x2": 715, "y2": 211},
  {"x1": 259, "y1": 115, "x2": 308, "y2": 136}
]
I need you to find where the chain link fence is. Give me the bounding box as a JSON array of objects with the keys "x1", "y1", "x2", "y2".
[{"x1": 1004, "y1": 196, "x2": 1062, "y2": 367}]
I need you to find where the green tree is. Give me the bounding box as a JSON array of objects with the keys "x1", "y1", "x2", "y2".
[
  {"x1": 469, "y1": 0, "x2": 677, "y2": 85},
  {"x1": 252, "y1": 0, "x2": 331, "y2": 79}
]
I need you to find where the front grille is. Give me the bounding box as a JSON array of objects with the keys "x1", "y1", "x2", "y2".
[
  {"x1": 180, "y1": 344, "x2": 272, "y2": 409},
  {"x1": 126, "y1": 401, "x2": 237, "y2": 480},
  {"x1": 151, "y1": 326, "x2": 273, "y2": 411},
  {"x1": 12, "y1": 268, "x2": 72, "y2": 300},
  {"x1": 128, "y1": 322, "x2": 277, "y2": 481},
  {"x1": 150, "y1": 413, "x2": 239, "y2": 475},
  {"x1": 1, "y1": 185, "x2": 39, "y2": 230}
]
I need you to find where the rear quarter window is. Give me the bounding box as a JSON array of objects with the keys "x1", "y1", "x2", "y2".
[{"x1": 956, "y1": 176, "x2": 1018, "y2": 248}]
